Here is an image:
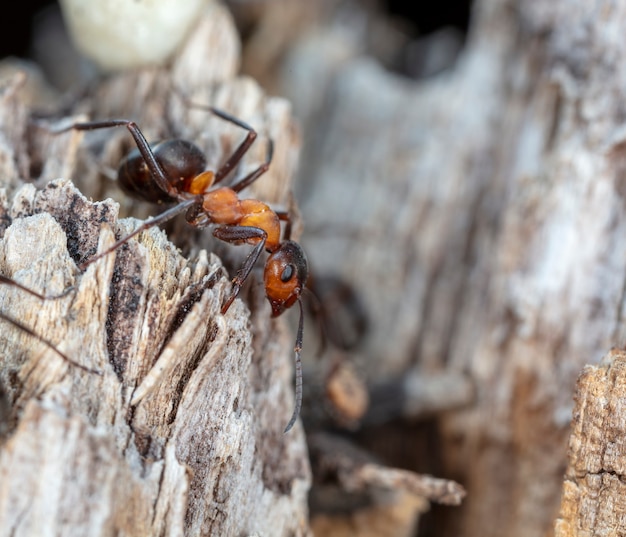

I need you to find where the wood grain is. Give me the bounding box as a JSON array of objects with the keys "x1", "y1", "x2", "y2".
[{"x1": 0, "y1": 3, "x2": 310, "y2": 536}]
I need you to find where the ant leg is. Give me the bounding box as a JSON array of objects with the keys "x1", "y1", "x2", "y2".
[
  {"x1": 0, "y1": 275, "x2": 75, "y2": 300},
  {"x1": 78, "y1": 197, "x2": 201, "y2": 271},
  {"x1": 213, "y1": 225, "x2": 267, "y2": 314},
  {"x1": 229, "y1": 139, "x2": 274, "y2": 194},
  {"x1": 173, "y1": 91, "x2": 264, "y2": 185},
  {"x1": 283, "y1": 298, "x2": 305, "y2": 433},
  {"x1": 211, "y1": 109, "x2": 258, "y2": 185},
  {"x1": 0, "y1": 277, "x2": 99, "y2": 374},
  {"x1": 274, "y1": 210, "x2": 292, "y2": 241},
  {"x1": 0, "y1": 311, "x2": 101, "y2": 374},
  {"x1": 47, "y1": 119, "x2": 179, "y2": 199}
]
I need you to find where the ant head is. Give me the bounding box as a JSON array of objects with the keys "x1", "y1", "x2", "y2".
[{"x1": 264, "y1": 240, "x2": 308, "y2": 317}]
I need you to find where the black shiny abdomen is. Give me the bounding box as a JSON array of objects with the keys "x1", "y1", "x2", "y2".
[{"x1": 117, "y1": 139, "x2": 207, "y2": 203}]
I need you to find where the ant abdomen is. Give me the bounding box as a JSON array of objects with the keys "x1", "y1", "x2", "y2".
[{"x1": 118, "y1": 139, "x2": 208, "y2": 203}]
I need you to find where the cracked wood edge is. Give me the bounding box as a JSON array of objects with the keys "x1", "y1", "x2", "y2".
[
  {"x1": 0, "y1": 3, "x2": 311, "y2": 536},
  {"x1": 555, "y1": 349, "x2": 626, "y2": 537}
]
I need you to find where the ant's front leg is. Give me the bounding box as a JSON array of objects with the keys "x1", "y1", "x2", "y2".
[{"x1": 213, "y1": 225, "x2": 267, "y2": 314}]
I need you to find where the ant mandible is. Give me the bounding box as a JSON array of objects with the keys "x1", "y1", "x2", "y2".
[{"x1": 49, "y1": 95, "x2": 309, "y2": 433}]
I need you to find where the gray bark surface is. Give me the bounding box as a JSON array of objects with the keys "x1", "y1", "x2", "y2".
[
  {"x1": 257, "y1": 0, "x2": 626, "y2": 535},
  {"x1": 0, "y1": 4, "x2": 310, "y2": 536}
]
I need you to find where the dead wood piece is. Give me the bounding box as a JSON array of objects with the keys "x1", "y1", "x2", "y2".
[
  {"x1": 0, "y1": 3, "x2": 310, "y2": 532},
  {"x1": 0, "y1": 178, "x2": 311, "y2": 536},
  {"x1": 555, "y1": 349, "x2": 626, "y2": 537},
  {"x1": 308, "y1": 432, "x2": 463, "y2": 537},
  {"x1": 324, "y1": 358, "x2": 370, "y2": 427},
  {"x1": 310, "y1": 491, "x2": 428, "y2": 537},
  {"x1": 351, "y1": 465, "x2": 466, "y2": 507},
  {"x1": 309, "y1": 432, "x2": 465, "y2": 505},
  {"x1": 272, "y1": 0, "x2": 626, "y2": 535}
]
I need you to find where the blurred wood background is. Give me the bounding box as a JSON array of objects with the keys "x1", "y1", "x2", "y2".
[{"x1": 1, "y1": 0, "x2": 626, "y2": 536}]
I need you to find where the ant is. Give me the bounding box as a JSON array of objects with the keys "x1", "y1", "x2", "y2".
[{"x1": 47, "y1": 94, "x2": 309, "y2": 433}]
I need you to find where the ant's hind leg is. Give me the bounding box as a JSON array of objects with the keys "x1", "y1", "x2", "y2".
[
  {"x1": 0, "y1": 275, "x2": 75, "y2": 300},
  {"x1": 0, "y1": 276, "x2": 99, "y2": 374},
  {"x1": 174, "y1": 90, "x2": 266, "y2": 186},
  {"x1": 210, "y1": 108, "x2": 262, "y2": 186},
  {"x1": 0, "y1": 311, "x2": 100, "y2": 375},
  {"x1": 44, "y1": 118, "x2": 178, "y2": 199},
  {"x1": 229, "y1": 139, "x2": 274, "y2": 194},
  {"x1": 78, "y1": 197, "x2": 200, "y2": 271}
]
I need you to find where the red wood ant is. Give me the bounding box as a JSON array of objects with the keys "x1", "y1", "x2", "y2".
[{"x1": 48, "y1": 97, "x2": 309, "y2": 433}]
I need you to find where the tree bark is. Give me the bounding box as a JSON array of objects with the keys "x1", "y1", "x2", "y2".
[
  {"x1": 236, "y1": 0, "x2": 626, "y2": 535},
  {"x1": 0, "y1": 3, "x2": 310, "y2": 536},
  {"x1": 16, "y1": 0, "x2": 626, "y2": 534},
  {"x1": 555, "y1": 349, "x2": 626, "y2": 536}
]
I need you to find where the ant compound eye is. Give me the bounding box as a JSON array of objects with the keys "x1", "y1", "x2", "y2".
[
  {"x1": 281, "y1": 264, "x2": 294, "y2": 282},
  {"x1": 264, "y1": 241, "x2": 309, "y2": 317}
]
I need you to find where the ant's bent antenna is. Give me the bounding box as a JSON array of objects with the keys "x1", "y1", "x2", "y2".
[{"x1": 283, "y1": 298, "x2": 305, "y2": 433}]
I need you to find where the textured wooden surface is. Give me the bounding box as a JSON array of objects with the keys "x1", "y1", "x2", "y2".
[
  {"x1": 238, "y1": 0, "x2": 626, "y2": 535},
  {"x1": 0, "y1": 3, "x2": 310, "y2": 536},
  {"x1": 11, "y1": 0, "x2": 626, "y2": 534},
  {"x1": 556, "y1": 349, "x2": 626, "y2": 536}
]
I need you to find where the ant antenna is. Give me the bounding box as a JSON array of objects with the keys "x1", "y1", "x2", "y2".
[
  {"x1": 284, "y1": 298, "x2": 305, "y2": 433},
  {"x1": 301, "y1": 285, "x2": 329, "y2": 359}
]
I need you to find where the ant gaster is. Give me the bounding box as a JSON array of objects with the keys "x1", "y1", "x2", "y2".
[{"x1": 50, "y1": 96, "x2": 309, "y2": 433}]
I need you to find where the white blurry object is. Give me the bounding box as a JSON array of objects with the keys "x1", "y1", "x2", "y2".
[{"x1": 59, "y1": 0, "x2": 209, "y2": 70}]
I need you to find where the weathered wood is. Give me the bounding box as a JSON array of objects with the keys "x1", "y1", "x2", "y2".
[
  {"x1": 0, "y1": 3, "x2": 310, "y2": 536},
  {"x1": 307, "y1": 432, "x2": 462, "y2": 537},
  {"x1": 21, "y1": 0, "x2": 626, "y2": 533},
  {"x1": 246, "y1": 0, "x2": 626, "y2": 535},
  {"x1": 555, "y1": 349, "x2": 626, "y2": 536}
]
